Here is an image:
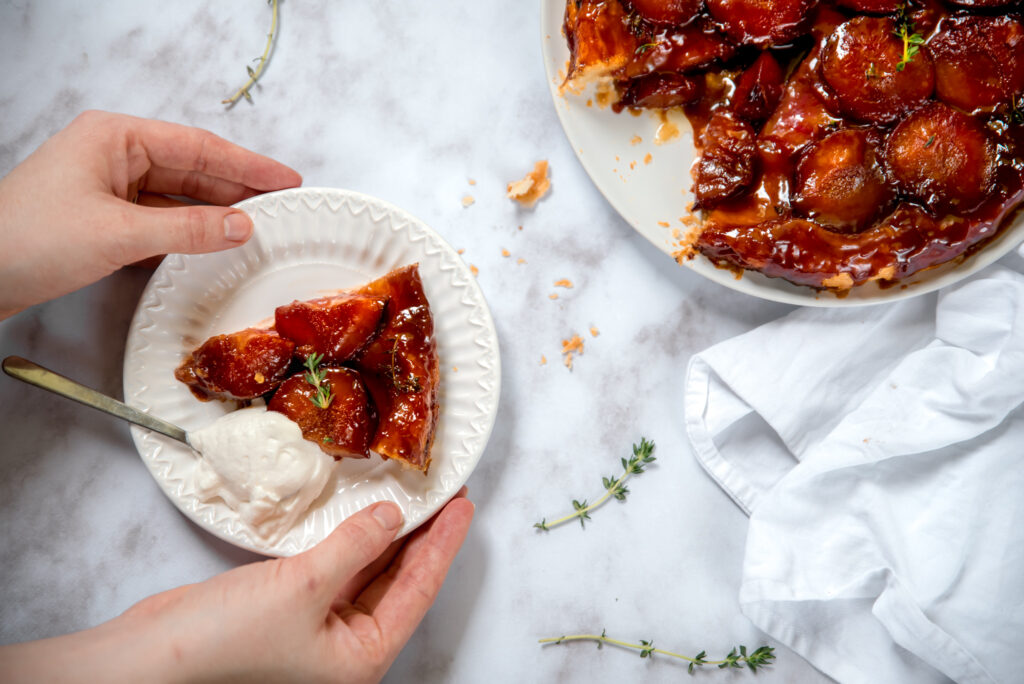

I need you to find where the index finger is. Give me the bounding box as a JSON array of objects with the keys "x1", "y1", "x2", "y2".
[
  {"x1": 356, "y1": 497, "x2": 474, "y2": 654},
  {"x1": 129, "y1": 116, "x2": 302, "y2": 190}
]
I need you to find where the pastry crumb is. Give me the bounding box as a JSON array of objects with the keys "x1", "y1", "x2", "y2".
[
  {"x1": 453, "y1": 366, "x2": 459, "y2": 372},
  {"x1": 561, "y1": 334, "x2": 584, "y2": 371},
  {"x1": 457, "y1": 248, "x2": 465, "y2": 255},
  {"x1": 630, "y1": 135, "x2": 643, "y2": 145},
  {"x1": 549, "y1": 293, "x2": 559, "y2": 300},
  {"x1": 554, "y1": 278, "x2": 573, "y2": 288},
  {"x1": 518, "y1": 225, "x2": 523, "y2": 231},
  {"x1": 462, "y1": 194, "x2": 475, "y2": 207},
  {"x1": 629, "y1": 160, "x2": 637, "y2": 170},
  {"x1": 658, "y1": 220, "x2": 670, "y2": 227},
  {"x1": 470, "y1": 264, "x2": 479, "y2": 277},
  {"x1": 517, "y1": 258, "x2": 526, "y2": 265},
  {"x1": 468, "y1": 179, "x2": 477, "y2": 186},
  {"x1": 589, "y1": 326, "x2": 599, "y2": 337},
  {"x1": 507, "y1": 161, "x2": 551, "y2": 208},
  {"x1": 501, "y1": 248, "x2": 511, "y2": 257},
  {"x1": 644, "y1": 153, "x2": 652, "y2": 165},
  {"x1": 540, "y1": 355, "x2": 547, "y2": 366}
]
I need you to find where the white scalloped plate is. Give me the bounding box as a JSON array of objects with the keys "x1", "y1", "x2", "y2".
[
  {"x1": 540, "y1": 0, "x2": 1024, "y2": 306},
  {"x1": 123, "y1": 187, "x2": 501, "y2": 556}
]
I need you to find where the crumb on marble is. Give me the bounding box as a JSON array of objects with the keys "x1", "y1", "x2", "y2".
[
  {"x1": 457, "y1": 248, "x2": 465, "y2": 255},
  {"x1": 462, "y1": 194, "x2": 475, "y2": 207},
  {"x1": 644, "y1": 152, "x2": 652, "y2": 165},
  {"x1": 658, "y1": 220, "x2": 670, "y2": 227},
  {"x1": 517, "y1": 258, "x2": 526, "y2": 265},
  {"x1": 468, "y1": 179, "x2": 477, "y2": 186},
  {"x1": 630, "y1": 135, "x2": 642, "y2": 145},
  {"x1": 554, "y1": 278, "x2": 573, "y2": 288},
  {"x1": 507, "y1": 161, "x2": 551, "y2": 208},
  {"x1": 501, "y1": 248, "x2": 511, "y2": 257},
  {"x1": 549, "y1": 293, "x2": 559, "y2": 300},
  {"x1": 561, "y1": 334, "x2": 584, "y2": 371},
  {"x1": 590, "y1": 326, "x2": 599, "y2": 337},
  {"x1": 470, "y1": 264, "x2": 479, "y2": 276},
  {"x1": 540, "y1": 355, "x2": 547, "y2": 366}
]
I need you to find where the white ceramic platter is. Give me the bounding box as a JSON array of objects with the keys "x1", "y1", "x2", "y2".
[
  {"x1": 539, "y1": 0, "x2": 1024, "y2": 306},
  {"x1": 123, "y1": 187, "x2": 501, "y2": 556}
]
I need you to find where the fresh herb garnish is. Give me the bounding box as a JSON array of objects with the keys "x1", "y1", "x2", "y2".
[
  {"x1": 539, "y1": 631, "x2": 776, "y2": 674},
  {"x1": 534, "y1": 438, "x2": 655, "y2": 531},
  {"x1": 303, "y1": 353, "x2": 334, "y2": 409},
  {"x1": 924, "y1": 134, "x2": 936, "y2": 148},
  {"x1": 865, "y1": 62, "x2": 878, "y2": 79},
  {"x1": 893, "y1": 6, "x2": 924, "y2": 72},
  {"x1": 223, "y1": 0, "x2": 279, "y2": 105},
  {"x1": 634, "y1": 42, "x2": 659, "y2": 55}
]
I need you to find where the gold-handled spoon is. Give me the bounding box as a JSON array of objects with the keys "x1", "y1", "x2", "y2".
[{"x1": 2, "y1": 355, "x2": 190, "y2": 446}]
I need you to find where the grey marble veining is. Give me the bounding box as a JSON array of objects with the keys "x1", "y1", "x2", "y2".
[{"x1": 0, "y1": 1, "x2": 827, "y2": 681}]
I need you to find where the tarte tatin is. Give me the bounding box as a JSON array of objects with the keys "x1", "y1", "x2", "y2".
[
  {"x1": 562, "y1": 0, "x2": 1024, "y2": 291},
  {"x1": 175, "y1": 264, "x2": 438, "y2": 473}
]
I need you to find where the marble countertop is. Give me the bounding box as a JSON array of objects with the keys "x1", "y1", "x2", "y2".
[{"x1": 0, "y1": 1, "x2": 829, "y2": 681}]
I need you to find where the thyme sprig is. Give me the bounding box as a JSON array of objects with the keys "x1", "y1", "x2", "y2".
[
  {"x1": 893, "y1": 5, "x2": 924, "y2": 72},
  {"x1": 223, "y1": 0, "x2": 279, "y2": 105},
  {"x1": 539, "y1": 631, "x2": 776, "y2": 674},
  {"x1": 303, "y1": 353, "x2": 334, "y2": 409},
  {"x1": 534, "y1": 438, "x2": 655, "y2": 531}
]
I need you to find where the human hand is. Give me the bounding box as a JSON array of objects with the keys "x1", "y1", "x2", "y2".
[
  {"x1": 0, "y1": 110, "x2": 302, "y2": 319},
  {"x1": 0, "y1": 493, "x2": 474, "y2": 683}
]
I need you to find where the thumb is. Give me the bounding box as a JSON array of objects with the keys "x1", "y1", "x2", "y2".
[
  {"x1": 124, "y1": 203, "x2": 253, "y2": 260},
  {"x1": 292, "y1": 501, "x2": 404, "y2": 605}
]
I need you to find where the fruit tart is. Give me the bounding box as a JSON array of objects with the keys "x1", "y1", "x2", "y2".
[
  {"x1": 175, "y1": 264, "x2": 439, "y2": 473},
  {"x1": 561, "y1": 0, "x2": 1024, "y2": 292}
]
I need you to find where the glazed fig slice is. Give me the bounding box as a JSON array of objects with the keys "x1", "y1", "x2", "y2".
[
  {"x1": 929, "y1": 15, "x2": 1024, "y2": 112},
  {"x1": 706, "y1": 0, "x2": 815, "y2": 47},
  {"x1": 792, "y1": 128, "x2": 895, "y2": 233},
  {"x1": 353, "y1": 264, "x2": 439, "y2": 473},
  {"x1": 884, "y1": 102, "x2": 997, "y2": 214},
  {"x1": 613, "y1": 72, "x2": 704, "y2": 112},
  {"x1": 268, "y1": 366, "x2": 378, "y2": 460},
  {"x1": 731, "y1": 51, "x2": 785, "y2": 125},
  {"x1": 175, "y1": 329, "x2": 294, "y2": 401},
  {"x1": 625, "y1": 0, "x2": 702, "y2": 25},
  {"x1": 693, "y1": 111, "x2": 757, "y2": 209},
  {"x1": 275, "y1": 293, "x2": 387, "y2": 363},
  {"x1": 819, "y1": 16, "x2": 934, "y2": 125}
]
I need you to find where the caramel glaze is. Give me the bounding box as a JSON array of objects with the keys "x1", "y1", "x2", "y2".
[{"x1": 563, "y1": 0, "x2": 1024, "y2": 290}]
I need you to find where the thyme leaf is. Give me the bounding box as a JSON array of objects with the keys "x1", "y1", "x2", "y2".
[
  {"x1": 534, "y1": 438, "x2": 655, "y2": 531},
  {"x1": 893, "y1": 5, "x2": 924, "y2": 72},
  {"x1": 539, "y1": 632, "x2": 776, "y2": 674},
  {"x1": 223, "y1": 0, "x2": 279, "y2": 105},
  {"x1": 303, "y1": 353, "x2": 334, "y2": 410}
]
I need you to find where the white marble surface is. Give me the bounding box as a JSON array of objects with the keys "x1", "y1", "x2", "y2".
[{"x1": 0, "y1": 1, "x2": 833, "y2": 681}]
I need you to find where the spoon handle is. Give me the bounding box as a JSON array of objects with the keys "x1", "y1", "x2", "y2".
[{"x1": 2, "y1": 356, "x2": 190, "y2": 446}]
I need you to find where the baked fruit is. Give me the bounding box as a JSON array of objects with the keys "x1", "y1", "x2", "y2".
[
  {"x1": 268, "y1": 366, "x2": 378, "y2": 460},
  {"x1": 274, "y1": 293, "x2": 387, "y2": 363},
  {"x1": 175, "y1": 265, "x2": 439, "y2": 472},
  {"x1": 174, "y1": 329, "x2": 294, "y2": 401},
  {"x1": 351, "y1": 265, "x2": 439, "y2": 473},
  {"x1": 561, "y1": 0, "x2": 1024, "y2": 291}
]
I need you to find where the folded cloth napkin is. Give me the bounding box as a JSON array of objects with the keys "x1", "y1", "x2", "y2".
[{"x1": 685, "y1": 265, "x2": 1024, "y2": 684}]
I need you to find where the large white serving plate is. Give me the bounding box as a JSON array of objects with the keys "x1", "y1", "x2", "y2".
[
  {"x1": 123, "y1": 187, "x2": 501, "y2": 556},
  {"x1": 540, "y1": 0, "x2": 1024, "y2": 306}
]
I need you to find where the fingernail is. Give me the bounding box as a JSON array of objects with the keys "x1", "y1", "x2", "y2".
[
  {"x1": 372, "y1": 502, "x2": 403, "y2": 530},
  {"x1": 224, "y1": 212, "x2": 252, "y2": 242}
]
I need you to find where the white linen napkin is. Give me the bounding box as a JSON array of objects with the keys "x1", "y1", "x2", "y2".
[{"x1": 685, "y1": 265, "x2": 1024, "y2": 684}]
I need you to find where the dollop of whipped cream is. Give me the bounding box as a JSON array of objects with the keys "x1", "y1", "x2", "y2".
[{"x1": 187, "y1": 406, "x2": 334, "y2": 543}]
